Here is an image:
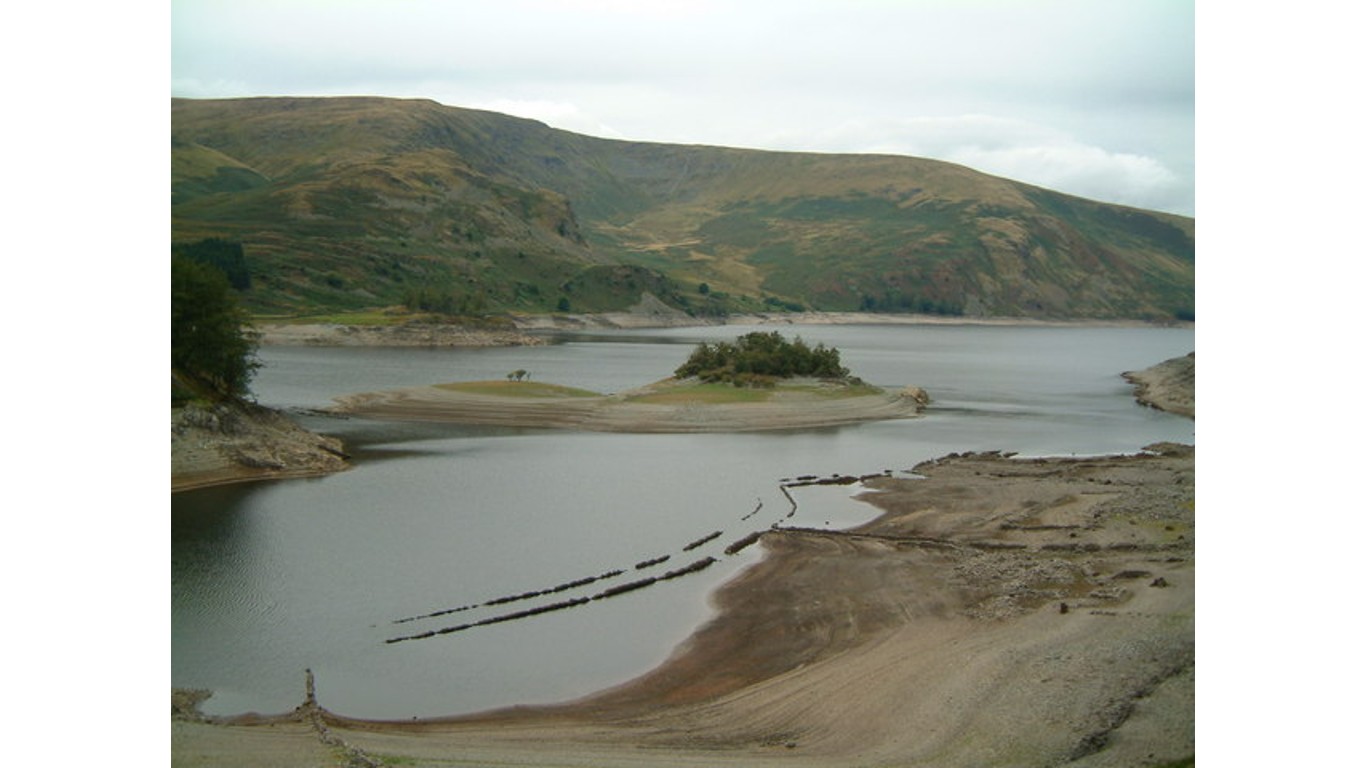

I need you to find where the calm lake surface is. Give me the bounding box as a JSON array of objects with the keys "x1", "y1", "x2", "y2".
[{"x1": 172, "y1": 323, "x2": 1194, "y2": 719}]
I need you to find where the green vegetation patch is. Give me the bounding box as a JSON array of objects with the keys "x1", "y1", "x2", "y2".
[
  {"x1": 675, "y1": 331, "x2": 850, "y2": 384},
  {"x1": 623, "y1": 381, "x2": 775, "y2": 405},
  {"x1": 434, "y1": 380, "x2": 602, "y2": 398},
  {"x1": 171, "y1": 98, "x2": 1194, "y2": 321}
]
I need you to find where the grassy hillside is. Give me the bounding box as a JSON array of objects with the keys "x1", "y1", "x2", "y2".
[{"x1": 171, "y1": 96, "x2": 1194, "y2": 320}]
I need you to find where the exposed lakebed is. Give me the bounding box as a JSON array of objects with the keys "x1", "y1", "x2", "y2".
[{"x1": 172, "y1": 323, "x2": 1194, "y2": 719}]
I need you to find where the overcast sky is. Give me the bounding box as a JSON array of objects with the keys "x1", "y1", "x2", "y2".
[{"x1": 172, "y1": 0, "x2": 1194, "y2": 216}]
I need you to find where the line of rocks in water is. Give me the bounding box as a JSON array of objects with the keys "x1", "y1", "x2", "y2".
[
  {"x1": 392, "y1": 567, "x2": 628, "y2": 624},
  {"x1": 385, "y1": 465, "x2": 914, "y2": 642},
  {"x1": 724, "y1": 531, "x2": 764, "y2": 556},
  {"x1": 682, "y1": 530, "x2": 724, "y2": 551},
  {"x1": 780, "y1": 470, "x2": 895, "y2": 487},
  {"x1": 387, "y1": 557, "x2": 719, "y2": 643}
]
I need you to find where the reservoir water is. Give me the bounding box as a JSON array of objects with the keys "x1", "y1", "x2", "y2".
[{"x1": 171, "y1": 323, "x2": 1194, "y2": 719}]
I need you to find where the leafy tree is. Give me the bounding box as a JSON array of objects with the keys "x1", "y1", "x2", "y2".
[
  {"x1": 674, "y1": 331, "x2": 849, "y2": 385},
  {"x1": 172, "y1": 255, "x2": 260, "y2": 400}
]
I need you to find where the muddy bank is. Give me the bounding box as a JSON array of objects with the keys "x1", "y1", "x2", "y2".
[
  {"x1": 1124, "y1": 352, "x2": 1195, "y2": 418},
  {"x1": 171, "y1": 401, "x2": 350, "y2": 492},
  {"x1": 173, "y1": 445, "x2": 1193, "y2": 767},
  {"x1": 331, "y1": 379, "x2": 928, "y2": 433}
]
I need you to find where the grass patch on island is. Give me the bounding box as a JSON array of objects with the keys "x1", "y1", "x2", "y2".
[
  {"x1": 434, "y1": 381, "x2": 603, "y2": 398},
  {"x1": 622, "y1": 381, "x2": 776, "y2": 405}
]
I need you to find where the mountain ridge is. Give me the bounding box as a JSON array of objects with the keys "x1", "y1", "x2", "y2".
[{"x1": 171, "y1": 96, "x2": 1193, "y2": 320}]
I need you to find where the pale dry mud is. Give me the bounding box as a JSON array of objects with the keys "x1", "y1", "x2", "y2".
[
  {"x1": 330, "y1": 380, "x2": 929, "y2": 433},
  {"x1": 173, "y1": 444, "x2": 1194, "y2": 768}
]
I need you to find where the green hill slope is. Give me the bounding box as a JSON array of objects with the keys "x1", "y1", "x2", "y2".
[{"x1": 171, "y1": 96, "x2": 1194, "y2": 320}]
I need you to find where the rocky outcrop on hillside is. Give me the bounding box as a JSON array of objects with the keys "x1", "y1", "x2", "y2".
[{"x1": 171, "y1": 401, "x2": 349, "y2": 491}]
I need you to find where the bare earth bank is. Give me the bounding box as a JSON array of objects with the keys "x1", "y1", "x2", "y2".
[
  {"x1": 171, "y1": 401, "x2": 350, "y2": 492},
  {"x1": 1123, "y1": 353, "x2": 1195, "y2": 419},
  {"x1": 173, "y1": 443, "x2": 1194, "y2": 767}
]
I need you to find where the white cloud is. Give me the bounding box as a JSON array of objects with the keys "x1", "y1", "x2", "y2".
[
  {"x1": 950, "y1": 143, "x2": 1183, "y2": 213},
  {"x1": 760, "y1": 115, "x2": 1189, "y2": 215}
]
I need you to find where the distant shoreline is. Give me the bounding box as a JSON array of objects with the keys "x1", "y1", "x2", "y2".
[
  {"x1": 513, "y1": 310, "x2": 1192, "y2": 331},
  {"x1": 257, "y1": 312, "x2": 1192, "y2": 347}
]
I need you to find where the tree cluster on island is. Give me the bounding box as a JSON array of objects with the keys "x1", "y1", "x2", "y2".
[{"x1": 674, "y1": 331, "x2": 852, "y2": 387}]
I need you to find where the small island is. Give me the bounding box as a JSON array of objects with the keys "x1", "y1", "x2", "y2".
[{"x1": 332, "y1": 331, "x2": 929, "y2": 432}]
